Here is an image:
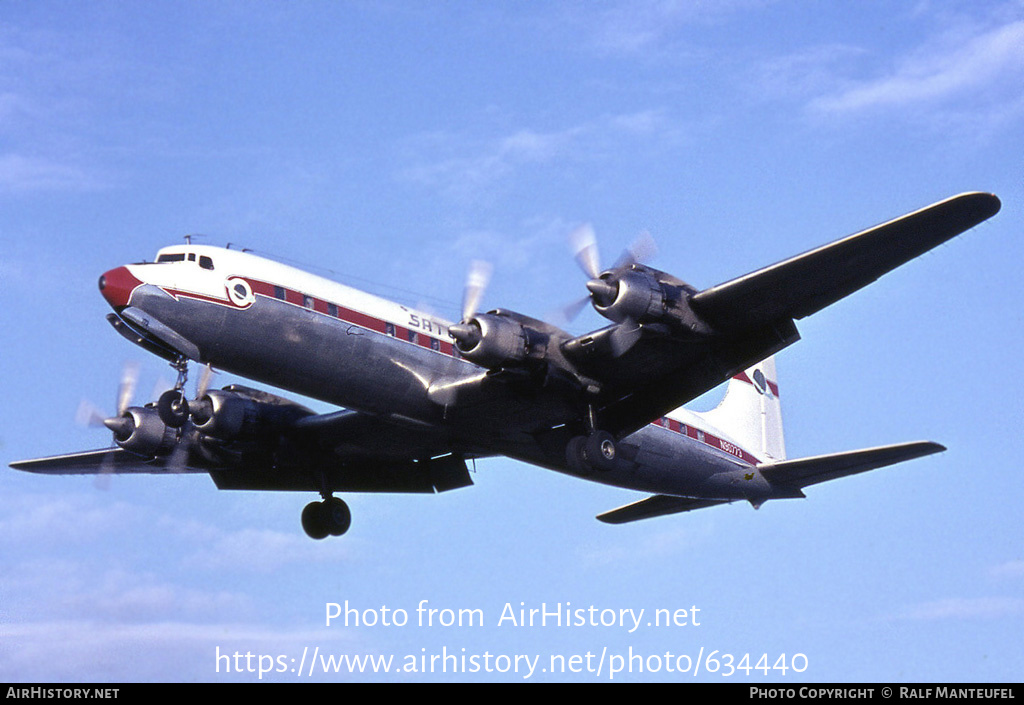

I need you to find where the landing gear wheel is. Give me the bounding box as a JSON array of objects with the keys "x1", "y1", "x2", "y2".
[
  {"x1": 157, "y1": 389, "x2": 190, "y2": 428},
  {"x1": 565, "y1": 436, "x2": 592, "y2": 475},
  {"x1": 566, "y1": 431, "x2": 618, "y2": 473},
  {"x1": 301, "y1": 498, "x2": 351, "y2": 539},
  {"x1": 323, "y1": 497, "x2": 351, "y2": 536},
  {"x1": 302, "y1": 501, "x2": 329, "y2": 540},
  {"x1": 582, "y1": 431, "x2": 617, "y2": 472}
]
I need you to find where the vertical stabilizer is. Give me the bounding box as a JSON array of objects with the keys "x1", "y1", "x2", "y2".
[{"x1": 690, "y1": 356, "x2": 786, "y2": 462}]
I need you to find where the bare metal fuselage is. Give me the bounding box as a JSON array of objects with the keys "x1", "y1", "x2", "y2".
[{"x1": 118, "y1": 249, "x2": 771, "y2": 505}]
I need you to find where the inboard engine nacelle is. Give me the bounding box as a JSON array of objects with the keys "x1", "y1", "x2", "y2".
[
  {"x1": 588, "y1": 265, "x2": 714, "y2": 336},
  {"x1": 449, "y1": 312, "x2": 534, "y2": 369},
  {"x1": 190, "y1": 389, "x2": 310, "y2": 440}
]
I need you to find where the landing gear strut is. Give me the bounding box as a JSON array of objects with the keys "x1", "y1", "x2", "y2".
[
  {"x1": 157, "y1": 356, "x2": 191, "y2": 428},
  {"x1": 302, "y1": 496, "x2": 351, "y2": 539}
]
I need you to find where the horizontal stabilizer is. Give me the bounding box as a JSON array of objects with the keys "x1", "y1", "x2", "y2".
[
  {"x1": 596, "y1": 441, "x2": 944, "y2": 525},
  {"x1": 691, "y1": 192, "x2": 1001, "y2": 331},
  {"x1": 760, "y1": 441, "x2": 945, "y2": 490},
  {"x1": 597, "y1": 494, "x2": 732, "y2": 524}
]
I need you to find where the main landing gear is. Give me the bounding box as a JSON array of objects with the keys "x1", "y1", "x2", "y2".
[
  {"x1": 566, "y1": 430, "x2": 618, "y2": 474},
  {"x1": 302, "y1": 495, "x2": 351, "y2": 540},
  {"x1": 566, "y1": 401, "x2": 620, "y2": 474},
  {"x1": 157, "y1": 355, "x2": 198, "y2": 428}
]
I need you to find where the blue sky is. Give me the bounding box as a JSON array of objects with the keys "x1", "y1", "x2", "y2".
[{"x1": 1, "y1": 0, "x2": 1021, "y2": 683}]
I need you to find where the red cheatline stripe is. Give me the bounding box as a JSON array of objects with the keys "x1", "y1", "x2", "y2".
[
  {"x1": 240, "y1": 276, "x2": 458, "y2": 357},
  {"x1": 650, "y1": 416, "x2": 760, "y2": 465}
]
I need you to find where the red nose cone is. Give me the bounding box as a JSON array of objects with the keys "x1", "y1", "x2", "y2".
[{"x1": 98, "y1": 266, "x2": 143, "y2": 309}]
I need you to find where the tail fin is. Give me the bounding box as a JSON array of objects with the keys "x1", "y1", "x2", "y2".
[{"x1": 689, "y1": 356, "x2": 786, "y2": 462}]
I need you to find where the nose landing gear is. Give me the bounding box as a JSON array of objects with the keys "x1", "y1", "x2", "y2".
[{"x1": 301, "y1": 496, "x2": 352, "y2": 539}]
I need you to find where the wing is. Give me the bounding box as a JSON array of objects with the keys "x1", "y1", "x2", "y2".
[
  {"x1": 563, "y1": 193, "x2": 1000, "y2": 437},
  {"x1": 211, "y1": 408, "x2": 474, "y2": 494},
  {"x1": 11, "y1": 409, "x2": 473, "y2": 494},
  {"x1": 689, "y1": 192, "x2": 1001, "y2": 330},
  {"x1": 9, "y1": 448, "x2": 206, "y2": 474}
]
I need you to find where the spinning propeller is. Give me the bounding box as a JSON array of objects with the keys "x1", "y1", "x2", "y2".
[
  {"x1": 448, "y1": 259, "x2": 493, "y2": 351},
  {"x1": 77, "y1": 360, "x2": 218, "y2": 478},
  {"x1": 564, "y1": 224, "x2": 658, "y2": 355}
]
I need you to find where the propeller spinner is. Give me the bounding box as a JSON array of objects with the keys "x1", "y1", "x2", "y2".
[{"x1": 564, "y1": 224, "x2": 658, "y2": 326}]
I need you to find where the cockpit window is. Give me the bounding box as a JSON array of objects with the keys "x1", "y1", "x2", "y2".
[{"x1": 155, "y1": 252, "x2": 215, "y2": 270}]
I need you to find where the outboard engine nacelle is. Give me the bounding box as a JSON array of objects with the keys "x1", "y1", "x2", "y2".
[{"x1": 105, "y1": 407, "x2": 176, "y2": 457}]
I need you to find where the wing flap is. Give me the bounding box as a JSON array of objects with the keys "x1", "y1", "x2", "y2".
[
  {"x1": 691, "y1": 192, "x2": 1001, "y2": 331},
  {"x1": 760, "y1": 441, "x2": 945, "y2": 490}
]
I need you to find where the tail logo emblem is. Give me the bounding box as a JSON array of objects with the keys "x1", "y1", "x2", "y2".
[{"x1": 753, "y1": 368, "x2": 769, "y2": 396}]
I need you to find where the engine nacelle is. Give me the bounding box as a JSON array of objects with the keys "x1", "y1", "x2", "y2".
[
  {"x1": 109, "y1": 407, "x2": 176, "y2": 457},
  {"x1": 189, "y1": 388, "x2": 313, "y2": 441},
  {"x1": 449, "y1": 313, "x2": 529, "y2": 369},
  {"x1": 190, "y1": 390, "x2": 271, "y2": 440},
  {"x1": 590, "y1": 268, "x2": 666, "y2": 324}
]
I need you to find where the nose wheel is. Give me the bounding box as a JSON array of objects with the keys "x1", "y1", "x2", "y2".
[{"x1": 302, "y1": 496, "x2": 351, "y2": 539}]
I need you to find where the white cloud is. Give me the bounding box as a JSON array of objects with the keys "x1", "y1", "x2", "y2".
[
  {"x1": 0, "y1": 153, "x2": 106, "y2": 194},
  {"x1": 809, "y1": 19, "x2": 1024, "y2": 115},
  {"x1": 990, "y1": 559, "x2": 1024, "y2": 580},
  {"x1": 182, "y1": 526, "x2": 354, "y2": 574},
  {"x1": 398, "y1": 110, "x2": 678, "y2": 205},
  {"x1": 560, "y1": 0, "x2": 771, "y2": 56}
]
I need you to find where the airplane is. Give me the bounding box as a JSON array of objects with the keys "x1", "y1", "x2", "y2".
[{"x1": 9, "y1": 192, "x2": 1001, "y2": 539}]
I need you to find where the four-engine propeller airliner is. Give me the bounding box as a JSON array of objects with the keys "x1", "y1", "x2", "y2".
[{"x1": 10, "y1": 192, "x2": 1000, "y2": 538}]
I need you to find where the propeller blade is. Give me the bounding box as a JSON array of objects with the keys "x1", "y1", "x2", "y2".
[
  {"x1": 75, "y1": 399, "x2": 108, "y2": 428},
  {"x1": 609, "y1": 321, "x2": 643, "y2": 357},
  {"x1": 462, "y1": 259, "x2": 493, "y2": 321},
  {"x1": 611, "y1": 230, "x2": 658, "y2": 270},
  {"x1": 164, "y1": 426, "x2": 193, "y2": 474},
  {"x1": 93, "y1": 450, "x2": 121, "y2": 490},
  {"x1": 196, "y1": 363, "x2": 215, "y2": 398},
  {"x1": 569, "y1": 223, "x2": 601, "y2": 279},
  {"x1": 552, "y1": 295, "x2": 591, "y2": 326},
  {"x1": 116, "y1": 361, "x2": 140, "y2": 416}
]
